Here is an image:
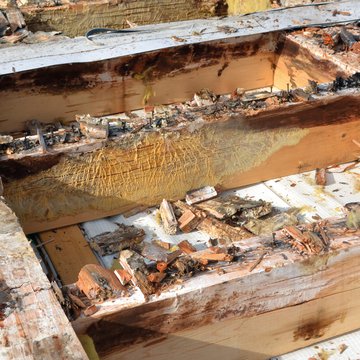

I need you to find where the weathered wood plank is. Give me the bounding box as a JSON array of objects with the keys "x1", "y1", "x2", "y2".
[
  {"x1": 3, "y1": 90, "x2": 360, "y2": 234},
  {"x1": 0, "y1": 199, "x2": 88, "y2": 360},
  {"x1": 101, "y1": 289, "x2": 360, "y2": 360},
  {"x1": 39, "y1": 225, "x2": 99, "y2": 285}
]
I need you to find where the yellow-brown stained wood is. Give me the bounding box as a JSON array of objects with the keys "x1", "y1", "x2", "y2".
[
  {"x1": 21, "y1": 0, "x2": 227, "y2": 38},
  {"x1": 5, "y1": 92, "x2": 360, "y2": 234},
  {"x1": 39, "y1": 225, "x2": 99, "y2": 284}
]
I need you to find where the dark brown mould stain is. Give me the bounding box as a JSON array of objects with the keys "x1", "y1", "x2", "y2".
[
  {"x1": 0, "y1": 154, "x2": 61, "y2": 182},
  {"x1": 293, "y1": 312, "x2": 346, "y2": 341}
]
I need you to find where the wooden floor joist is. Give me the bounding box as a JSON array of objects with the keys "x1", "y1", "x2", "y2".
[
  {"x1": 0, "y1": 199, "x2": 88, "y2": 360},
  {"x1": 72, "y1": 221, "x2": 360, "y2": 360},
  {"x1": 2, "y1": 89, "x2": 360, "y2": 234}
]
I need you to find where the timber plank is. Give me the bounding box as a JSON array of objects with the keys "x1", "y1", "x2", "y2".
[
  {"x1": 3, "y1": 92, "x2": 360, "y2": 234},
  {"x1": 39, "y1": 225, "x2": 99, "y2": 284},
  {"x1": 109, "y1": 288, "x2": 360, "y2": 360}
]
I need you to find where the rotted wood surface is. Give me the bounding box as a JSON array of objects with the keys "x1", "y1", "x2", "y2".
[
  {"x1": 72, "y1": 222, "x2": 360, "y2": 360},
  {"x1": 2, "y1": 90, "x2": 360, "y2": 234},
  {"x1": 0, "y1": 199, "x2": 88, "y2": 360}
]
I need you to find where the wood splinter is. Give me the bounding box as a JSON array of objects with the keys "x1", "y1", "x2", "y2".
[
  {"x1": 159, "y1": 199, "x2": 178, "y2": 235},
  {"x1": 119, "y1": 249, "x2": 154, "y2": 297},
  {"x1": 185, "y1": 186, "x2": 217, "y2": 205},
  {"x1": 315, "y1": 168, "x2": 327, "y2": 186}
]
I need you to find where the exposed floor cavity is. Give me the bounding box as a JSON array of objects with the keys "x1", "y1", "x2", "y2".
[{"x1": 78, "y1": 162, "x2": 359, "y2": 269}]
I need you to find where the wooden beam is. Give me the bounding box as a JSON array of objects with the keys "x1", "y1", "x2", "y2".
[
  {"x1": 20, "y1": 0, "x2": 227, "y2": 38},
  {"x1": 72, "y1": 221, "x2": 360, "y2": 359},
  {"x1": 39, "y1": 225, "x2": 99, "y2": 285},
  {"x1": 0, "y1": 199, "x2": 88, "y2": 359},
  {"x1": 0, "y1": 32, "x2": 278, "y2": 134},
  {"x1": 2, "y1": 89, "x2": 360, "y2": 234}
]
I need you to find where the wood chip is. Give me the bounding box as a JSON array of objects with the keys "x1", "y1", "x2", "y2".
[
  {"x1": 77, "y1": 264, "x2": 126, "y2": 301},
  {"x1": 315, "y1": 168, "x2": 327, "y2": 186},
  {"x1": 159, "y1": 199, "x2": 177, "y2": 235},
  {"x1": 119, "y1": 250, "x2": 154, "y2": 297},
  {"x1": 283, "y1": 226, "x2": 325, "y2": 254},
  {"x1": 197, "y1": 217, "x2": 252, "y2": 245},
  {"x1": 249, "y1": 252, "x2": 267, "y2": 272},
  {"x1": 147, "y1": 272, "x2": 166, "y2": 283},
  {"x1": 152, "y1": 239, "x2": 171, "y2": 250},
  {"x1": 190, "y1": 248, "x2": 233, "y2": 262},
  {"x1": 79, "y1": 121, "x2": 109, "y2": 139},
  {"x1": 185, "y1": 186, "x2": 217, "y2": 205},
  {"x1": 178, "y1": 240, "x2": 197, "y2": 254},
  {"x1": 141, "y1": 242, "x2": 169, "y2": 262},
  {"x1": 196, "y1": 199, "x2": 237, "y2": 219},
  {"x1": 156, "y1": 261, "x2": 167, "y2": 272},
  {"x1": 175, "y1": 200, "x2": 251, "y2": 244},
  {"x1": 5, "y1": 8, "x2": 26, "y2": 33},
  {"x1": 178, "y1": 209, "x2": 201, "y2": 232},
  {"x1": 0, "y1": 12, "x2": 8, "y2": 37},
  {"x1": 68, "y1": 293, "x2": 86, "y2": 308},
  {"x1": 84, "y1": 305, "x2": 98, "y2": 316},
  {"x1": 114, "y1": 269, "x2": 132, "y2": 286}
]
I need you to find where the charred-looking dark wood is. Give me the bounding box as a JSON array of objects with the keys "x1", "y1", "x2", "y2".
[
  {"x1": 89, "y1": 224, "x2": 145, "y2": 256},
  {"x1": 0, "y1": 153, "x2": 61, "y2": 182}
]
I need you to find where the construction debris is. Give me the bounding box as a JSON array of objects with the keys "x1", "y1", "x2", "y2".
[
  {"x1": 178, "y1": 209, "x2": 201, "y2": 233},
  {"x1": 178, "y1": 240, "x2": 197, "y2": 254},
  {"x1": 244, "y1": 212, "x2": 299, "y2": 236},
  {"x1": 67, "y1": 189, "x2": 359, "y2": 306},
  {"x1": 315, "y1": 168, "x2": 327, "y2": 186},
  {"x1": 185, "y1": 186, "x2": 217, "y2": 205},
  {"x1": 159, "y1": 199, "x2": 178, "y2": 235},
  {"x1": 89, "y1": 223, "x2": 145, "y2": 256},
  {"x1": 283, "y1": 225, "x2": 326, "y2": 254},
  {"x1": 119, "y1": 249, "x2": 154, "y2": 297},
  {"x1": 189, "y1": 247, "x2": 234, "y2": 262},
  {"x1": 345, "y1": 202, "x2": 360, "y2": 230},
  {"x1": 77, "y1": 264, "x2": 126, "y2": 301},
  {"x1": 76, "y1": 114, "x2": 109, "y2": 139},
  {"x1": 114, "y1": 269, "x2": 132, "y2": 286}
]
